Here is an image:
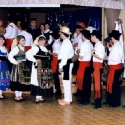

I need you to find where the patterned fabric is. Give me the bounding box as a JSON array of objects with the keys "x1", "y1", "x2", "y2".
[
  {"x1": 0, "y1": 51, "x2": 10, "y2": 91},
  {"x1": 11, "y1": 61, "x2": 31, "y2": 85},
  {"x1": 37, "y1": 60, "x2": 53, "y2": 89}
]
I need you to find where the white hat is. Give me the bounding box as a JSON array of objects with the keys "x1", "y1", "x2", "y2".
[
  {"x1": 32, "y1": 35, "x2": 46, "y2": 47},
  {"x1": 60, "y1": 26, "x2": 72, "y2": 35}
]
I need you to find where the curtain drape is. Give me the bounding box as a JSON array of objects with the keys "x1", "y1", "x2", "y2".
[
  {"x1": 105, "y1": 8, "x2": 121, "y2": 34},
  {"x1": 0, "y1": 0, "x2": 125, "y2": 10}
]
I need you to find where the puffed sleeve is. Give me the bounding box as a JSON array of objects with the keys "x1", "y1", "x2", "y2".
[
  {"x1": 26, "y1": 46, "x2": 39, "y2": 62},
  {"x1": 8, "y1": 46, "x2": 19, "y2": 65},
  {"x1": 4, "y1": 25, "x2": 13, "y2": 39}
]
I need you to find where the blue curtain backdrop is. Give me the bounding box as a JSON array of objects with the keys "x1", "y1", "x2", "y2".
[{"x1": 45, "y1": 7, "x2": 102, "y2": 33}]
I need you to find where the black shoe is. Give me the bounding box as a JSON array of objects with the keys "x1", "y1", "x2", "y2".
[
  {"x1": 0, "y1": 97, "x2": 7, "y2": 100},
  {"x1": 39, "y1": 99, "x2": 46, "y2": 103},
  {"x1": 77, "y1": 101, "x2": 87, "y2": 105},
  {"x1": 94, "y1": 104, "x2": 102, "y2": 109},
  {"x1": 77, "y1": 99, "x2": 82, "y2": 103},
  {"x1": 109, "y1": 104, "x2": 121, "y2": 107},
  {"x1": 84, "y1": 99, "x2": 90, "y2": 104},
  {"x1": 20, "y1": 98, "x2": 26, "y2": 101},
  {"x1": 103, "y1": 102, "x2": 107, "y2": 105},
  {"x1": 15, "y1": 99, "x2": 21, "y2": 102},
  {"x1": 91, "y1": 102, "x2": 95, "y2": 105},
  {"x1": 35, "y1": 101, "x2": 40, "y2": 104}
]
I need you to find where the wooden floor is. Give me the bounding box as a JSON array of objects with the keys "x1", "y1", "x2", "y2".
[{"x1": 1, "y1": 85, "x2": 125, "y2": 125}]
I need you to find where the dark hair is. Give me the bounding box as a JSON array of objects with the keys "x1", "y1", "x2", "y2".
[
  {"x1": 39, "y1": 23, "x2": 45, "y2": 28},
  {"x1": 81, "y1": 30, "x2": 91, "y2": 40},
  {"x1": 20, "y1": 23, "x2": 27, "y2": 30},
  {"x1": 38, "y1": 36, "x2": 46, "y2": 41},
  {"x1": 30, "y1": 18, "x2": 36, "y2": 23},
  {"x1": 61, "y1": 32, "x2": 69, "y2": 38},
  {"x1": 8, "y1": 18, "x2": 14, "y2": 23},
  {"x1": 52, "y1": 30, "x2": 60, "y2": 40},
  {"x1": 91, "y1": 30, "x2": 102, "y2": 41},
  {"x1": 109, "y1": 30, "x2": 121, "y2": 40},
  {"x1": 0, "y1": 34, "x2": 5, "y2": 40},
  {"x1": 17, "y1": 35, "x2": 25, "y2": 41}
]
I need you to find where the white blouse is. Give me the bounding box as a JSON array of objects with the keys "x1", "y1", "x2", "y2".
[
  {"x1": 0, "y1": 46, "x2": 8, "y2": 55},
  {"x1": 26, "y1": 46, "x2": 48, "y2": 62},
  {"x1": 8, "y1": 46, "x2": 26, "y2": 65}
]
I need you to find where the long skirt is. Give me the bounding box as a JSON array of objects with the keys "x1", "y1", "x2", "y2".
[
  {"x1": 31, "y1": 60, "x2": 53, "y2": 97},
  {"x1": 0, "y1": 61, "x2": 10, "y2": 91},
  {"x1": 10, "y1": 61, "x2": 31, "y2": 91}
]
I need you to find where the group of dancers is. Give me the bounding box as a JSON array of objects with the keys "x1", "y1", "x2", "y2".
[{"x1": 0, "y1": 18, "x2": 124, "y2": 109}]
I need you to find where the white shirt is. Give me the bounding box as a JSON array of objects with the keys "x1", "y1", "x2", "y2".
[
  {"x1": 93, "y1": 42, "x2": 105, "y2": 63},
  {"x1": 18, "y1": 31, "x2": 33, "y2": 46},
  {"x1": 72, "y1": 33, "x2": 83, "y2": 54},
  {"x1": 108, "y1": 42, "x2": 123, "y2": 65},
  {"x1": 8, "y1": 46, "x2": 26, "y2": 65},
  {"x1": 72, "y1": 33, "x2": 82, "y2": 45},
  {"x1": 58, "y1": 38, "x2": 74, "y2": 69},
  {"x1": 52, "y1": 39, "x2": 61, "y2": 54},
  {"x1": 44, "y1": 29, "x2": 53, "y2": 45},
  {"x1": 4, "y1": 23, "x2": 18, "y2": 39},
  {"x1": 26, "y1": 46, "x2": 48, "y2": 63},
  {"x1": 79, "y1": 40, "x2": 93, "y2": 61},
  {"x1": 0, "y1": 46, "x2": 8, "y2": 56},
  {"x1": 86, "y1": 26, "x2": 97, "y2": 33}
]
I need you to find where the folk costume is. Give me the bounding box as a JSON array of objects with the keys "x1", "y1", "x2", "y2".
[
  {"x1": 106, "y1": 30, "x2": 123, "y2": 107},
  {"x1": 26, "y1": 35, "x2": 53, "y2": 99},
  {"x1": 44, "y1": 29, "x2": 53, "y2": 50},
  {"x1": 4, "y1": 22, "x2": 18, "y2": 52},
  {"x1": 58, "y1": 27, "x2": 74, "y2": 105},
  {"x1": 91, "y1": 30, "x2": 105, "y2": 108},
  {"x1": 8, "y1": 35, "x2": 31, "y2": 101},
  {"x1": 76, "y1": 30, "x2": 93, "y2": 105},
  {"x1": 0, "y1": 35, "x2": 10, "y2": 98}
]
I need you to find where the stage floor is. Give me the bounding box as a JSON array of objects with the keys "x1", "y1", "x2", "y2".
[{"x1": 1, "y1": 86, "x2": 125, "y2": 125}]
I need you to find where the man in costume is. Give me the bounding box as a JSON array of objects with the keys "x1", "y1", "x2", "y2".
[
  {"x1": 58, "y1": 27, "x2": 74, "y2": 106},
  {"x1": 106, "y1": 30, "x2": 123, "y2": 107},
  {"x1": 4, "y1": 18, "x2": 18, "y2": 52},
  {"x1": 76, "y1": 30, "x2": 93, "y2": 105},
  {"x1": 91, "y1": 30, "x2": 105, "y2": 108}
]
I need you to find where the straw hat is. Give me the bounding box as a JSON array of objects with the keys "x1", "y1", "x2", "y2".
[
  {"x1": 60, "y1": 26, "x2": 72, "y2": 35},
  {"x1": 32, "y1": 35, "x2": 46, "y2": 47}
]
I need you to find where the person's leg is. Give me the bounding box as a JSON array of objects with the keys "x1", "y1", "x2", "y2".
[
  {"x1": 0, "y1": 90, "x2": 3, "y2": 98},
  {"x1": 59, "y1": 64, "x2": 73, "y2": 105},
  {"x1": 15, "y1": 91, "x2": 20, "y2": 101}
]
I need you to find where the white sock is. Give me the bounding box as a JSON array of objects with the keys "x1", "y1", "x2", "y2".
[
  {"x1": 0, "y1": 90, "x2": 2, "y2": 95},
  {"x1": 18, "y1": 91, "x2": 22, "y2": 97},
  {"x1": 15, "y1": 91, "x2": 19, "y2": 97}
]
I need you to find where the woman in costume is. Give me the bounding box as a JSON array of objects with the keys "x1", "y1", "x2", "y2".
[
  {"x1": 0, "y1": 35, "x2": 10, "y2": 99},
  {"x1": 26, "y1": 35, "x2": 53, "y2": 103},
  {"x1": 44, "y1": 23, "x2": 53, "y2": 50},
  {"x1": 8, "y1": 35, "x2": 31, "y2": 102}
]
